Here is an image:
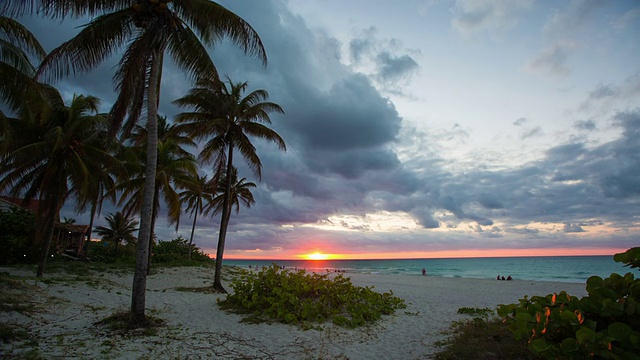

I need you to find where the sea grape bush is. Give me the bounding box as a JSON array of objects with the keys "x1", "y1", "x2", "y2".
[
  {"x1": 218, "y1": 264, "x2": 406, "y2": 328},
  {"x1": 497, "y1": 247, "x2": 640, "y2": 359}
]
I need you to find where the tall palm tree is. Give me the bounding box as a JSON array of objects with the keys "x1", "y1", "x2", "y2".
[
  {"x1": 175, "y1": 78, "x2": 286, "y2": 292},
  {"x1": 7, "y1": 0, "x2": 267, "y2": 322},
  {"x1": 0, "y1": 91, "x2": 118, "y2": 277},
  {"x1": 95, "y1": 211, "x2": 139, "y2": 258},
  {"x1": 179, "y1": 173, "x2": 215, "y2": 259}
]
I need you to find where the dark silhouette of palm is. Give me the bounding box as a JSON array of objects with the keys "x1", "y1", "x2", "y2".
[
  {"x1": 95, "y1": 211, "x2": 139, "y2": 258},
  {"x1": 175, "y1": 77, "x2": 286, "y2": 292},
  {"x1": 179, "y1": 173, "x2": 215, "y2": 259},
  {"x1": 0, "y1": 92, "x2": 118, "y2": 277}
]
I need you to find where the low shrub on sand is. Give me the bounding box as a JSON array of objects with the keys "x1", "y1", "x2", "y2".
[{"x1": 218, "y1": 264, "x2": 406, "y2": 328}]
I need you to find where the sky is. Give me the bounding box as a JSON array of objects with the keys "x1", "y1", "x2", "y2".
[{"x1": 15, "y1": 0, "x2": 640, "y2": 260}]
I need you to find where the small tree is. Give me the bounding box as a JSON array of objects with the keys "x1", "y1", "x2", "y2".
[{"x1": 95, "y1": 211, "x2": 139, "y2": 258}]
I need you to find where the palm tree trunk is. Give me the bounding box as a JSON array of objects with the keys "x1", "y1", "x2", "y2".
[
  {"x1": 83, "y1": 200, "x2": 97, "y2": 257},
  {"x1": 131, "y1": 49, "x2": 162, "y2": 324},
  {"x1": 213, "y1": 142, "x2": 234, "y2": 292},
  {"x1": 147, "y1": 193, "x2": 158, "y2": 275},
  {"x1": 36, "y1": 170, "x2": 64, "y2": 277},
  {"x1": 188, "y1": 208, "x2": 198, "y2": 260}
]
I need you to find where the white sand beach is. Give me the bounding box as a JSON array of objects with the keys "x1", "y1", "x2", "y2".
[{"x1": 0, "y1": 266, "x2": 588, "y2": 359}]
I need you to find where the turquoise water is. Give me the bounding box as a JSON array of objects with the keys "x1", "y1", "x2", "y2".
[{"x1": 223, "y1": 256, "x2": 630, "y2": 283}]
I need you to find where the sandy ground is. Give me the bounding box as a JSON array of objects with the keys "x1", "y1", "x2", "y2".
[{"x1": 0, "y1": 265, "x2": 588, "y2": 359}]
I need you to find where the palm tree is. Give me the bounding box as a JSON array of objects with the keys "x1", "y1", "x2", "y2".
[
  {"x1": 117, "y1": 116, "x2": 198, "y2": 271},
  {"x1": 8, "y1": 0, "x2": 267, "y2": 323},
  {"x1": 175, "y1": 78, "x2": 286, "y2": 292},
  {"x1": 179, "y1": 173, "x2": 215, "y2": 259},
  {"x1": 206, "y1": 166, "x2": 256, "y2": 218},
  {"x1": 0, "y1": 91, "x2": 118, "y2": 277},
  {"x1": 0, "y1": 15, "x2": 46, "y2": 113},
  {"x1": 95, "y1": 211, "x2": 139, "y2": 258}
]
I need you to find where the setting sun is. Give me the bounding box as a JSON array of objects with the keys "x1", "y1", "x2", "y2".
[{"x1": 305, "y1": 252, "x2": 329, "y2": 260}]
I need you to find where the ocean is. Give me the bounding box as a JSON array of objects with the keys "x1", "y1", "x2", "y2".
[{"x1": 223, "y1": 256, "x2": 631, "y2": 284}]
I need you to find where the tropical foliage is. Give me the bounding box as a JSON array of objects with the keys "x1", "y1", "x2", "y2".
[
  {"x1": 0, "y1": 91, "x2": 117, "y2": 277},
  {"x1": 498, "y1": 247, "x2": 640, "y2": 359},
  {"x1": 1, "y1": 1, "x2": 283, "y2": 326},
  {"x1": 175, "y1": 77, "x2": 286, "y2": 292},
  {"x1": 219, "y1": 264, "x2": 406, "y2": 328},
  {"x1": 94, "y1": 211, "x2": 139, "y2": 258},
  {"x1": 0, "y1": 207, "x2": 38, "y2": 264}
]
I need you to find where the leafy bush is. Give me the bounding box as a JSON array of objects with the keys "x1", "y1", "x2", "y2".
[
  {"x1": 86, "y1": 239, "x2": 136, "y2": 263},
  {"x1": 498, "y1": 247, "x2": 640, "y2": 359},
  {"x1": 0, "y1": 208, "x2": 39, "y2": 264},
  {"x1": 218, "y1": 264, "x2": 406, "y2": 328},
  {"x1": 152, "y1": 236, "x2": 212, "y2": 264}
]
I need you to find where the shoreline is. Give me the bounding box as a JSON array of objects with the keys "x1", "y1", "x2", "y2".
[{"x1": 1, "y1": 265, "x2": 589, "y2": 359}]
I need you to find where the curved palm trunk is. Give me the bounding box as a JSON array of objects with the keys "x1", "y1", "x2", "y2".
[
  {"x1": 131, "y1": 49, "x2": 162, "y2": 324},
  {"x1": 188, "y1": 208, "x2": 198, "y2": 260},
  {"x1": 213, "y1": 142, "x2": 234, "y2": 292}
]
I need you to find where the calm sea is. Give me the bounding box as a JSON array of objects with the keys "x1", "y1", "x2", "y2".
[{"x1": 223, "y1": 256, "x2": 630, "y2": 283}]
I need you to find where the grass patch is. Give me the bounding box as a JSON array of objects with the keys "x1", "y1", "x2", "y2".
[
  {"x1": 175, "y1": 285, "x2": 220, "y2": 294},
  {"x1": 95, "y1": 311, "x2": 165, "y2": 335},
  {"x1": 0, "y1": 273, "x2": 42, "y2": 314},
  {"x1": 0, "y1": 323, "x2": 31, "y2": 343},
  {"x1": 434, "y1": 316, "x2": 538, "y2": 360}
]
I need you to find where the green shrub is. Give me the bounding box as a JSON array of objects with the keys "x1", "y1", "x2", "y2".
[
  {"x1": 152, "y1": 236, "x2": 212, "y2": 265},
  {"x1": 218, "y1": 264, "x2": 406, "y2": 328},
  {"x1": 498, "y1": 247, "x2": 640, "y2": 359},
  {"x1": 86, "y1": 239, "x2": 136, "y2": 263},
  {"x1": 0, "y1": 208, "x2": 39, "y2": 264}
]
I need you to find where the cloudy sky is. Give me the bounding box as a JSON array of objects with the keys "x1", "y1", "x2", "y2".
[{"x1": 21, "y1": 0, "x2": 640, "y2": 259}]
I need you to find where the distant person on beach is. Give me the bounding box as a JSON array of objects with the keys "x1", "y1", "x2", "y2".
[
  {"x1": 496, "y1": 275, "x2": 500, "y2": 280},
  {"x1": 501, "y1": 276, "x2": 506, "y2": 281},
  {"x1": 507, "y1": 276, "x2": 512, "y2": 281},
  {"x1": 422, "y1": 268, "x2": 426, "y2": 276}
]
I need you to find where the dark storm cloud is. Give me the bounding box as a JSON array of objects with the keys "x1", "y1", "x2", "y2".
[{"x1": 285, "y1": 74, "x2": 402, "y2": 151}]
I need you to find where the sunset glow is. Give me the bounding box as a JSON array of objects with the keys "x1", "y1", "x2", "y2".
[{"x1": 304, "y1": 252, "x2": 330, "y2": 260}]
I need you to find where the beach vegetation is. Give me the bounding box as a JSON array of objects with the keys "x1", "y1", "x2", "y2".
[
  {"x1": 497, "y1": 247, "x2": 640, "y2": 359},
  {"x1": 5, "y1": 0, "x2": 268, "y2": 325},
  {"x1": 116, "y1": 115, "x2": 198, "y2": 274},
  {"x1": 0, "y1": 90, "x2": 116, "y2": 278},
  {"x1": 94, "y1": 211, "x2": 139, "y2": 259},
  {"x1": 175, "y1": 78, "x2": 286, "y2": 293},
  {"x1": 218, "y1": 264, "x2": 406, "y2": 328},
  {"x1": 95, "y1": 310, "x2": 164, "y2": 333},
  {"x1": 434, "y1": 316, "x2": 536, "y2": 360},
  {"x1": 153, "y1": 235, "x2": 213, "y2": 265},
  {"x1": 178, "y1": 173, "x2": 215, "y2": 259},
  {"x1": 0, "y1": 207, "x2": 38, "y2": 264},
  {"x1": 457, "y1": 307, "x2": 494, "y2": 317}
]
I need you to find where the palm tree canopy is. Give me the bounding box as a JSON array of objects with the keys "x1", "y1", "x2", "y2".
[
  {"x1": 22, "y1": 0, "x2": 267, "y2": 136},
  {"x1": 205, "y1": 166, "x2": 256, "y2": 216},
  {"x1": 95, "y1": 211, "x2": 139, "y2": 244},
  {"x1": 0, "y1": 15, "x2": 47, "y2": 113},
  {"x1": 174, "y1": 77, "x2": 286, "y2": 180}
]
